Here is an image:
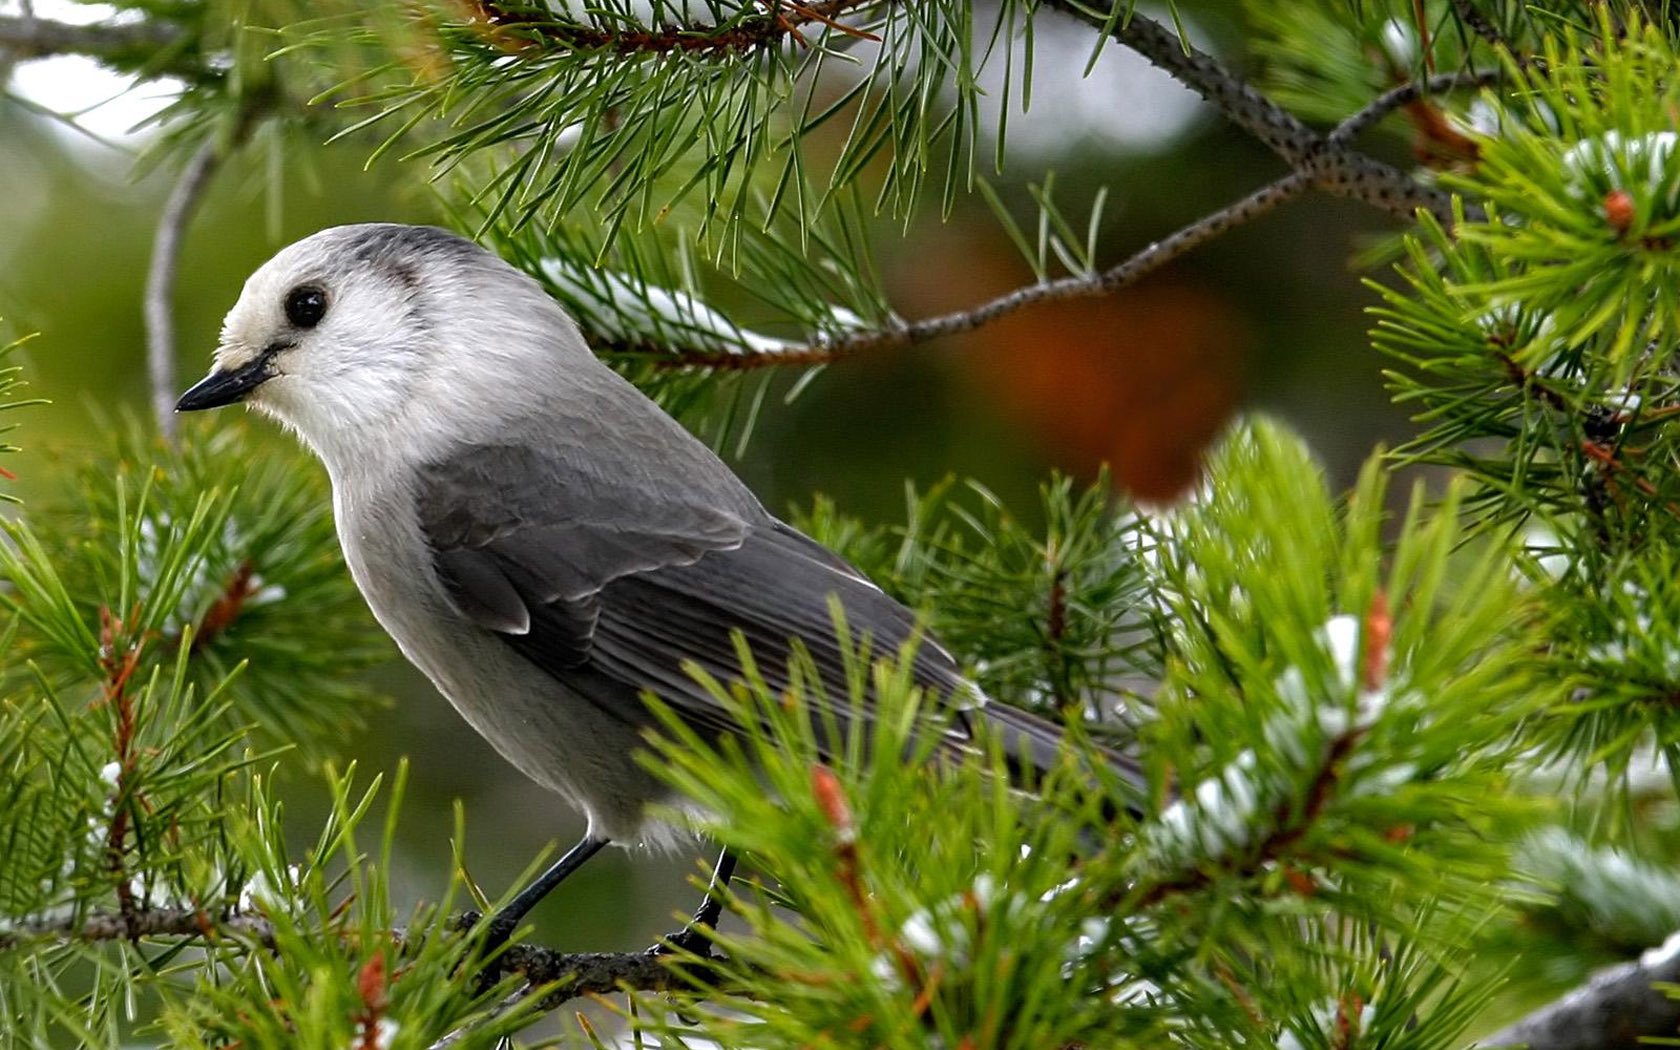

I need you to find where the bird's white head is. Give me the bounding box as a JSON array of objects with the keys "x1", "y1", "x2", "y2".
[{"x1": 178, "y1": 223, "x2": 586, "y2": 469}]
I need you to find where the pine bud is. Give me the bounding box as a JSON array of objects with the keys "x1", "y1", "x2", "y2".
[{"x1": 1605, "y1": 189, "x2": 1636, "y2": 235}]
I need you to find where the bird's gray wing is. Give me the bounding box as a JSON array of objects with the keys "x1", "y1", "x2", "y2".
[
  {"x1": 415, "y1": 441, "x2": 972, "y2": 745},
  {"x1": 585, "y1": 521, "x2": 978, "y2": 741}
]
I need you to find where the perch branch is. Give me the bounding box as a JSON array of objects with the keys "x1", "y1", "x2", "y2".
[
  {"x1": 0, "y1": 906, "x2": 705, "y2": 1011},
  {"x1": 1480, "y1": 932, "x2": 1680, "y2": 1050}
]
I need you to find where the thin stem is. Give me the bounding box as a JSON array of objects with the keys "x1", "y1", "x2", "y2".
[
  {"x1": 638, "y1": 59, "x2": 1503, "y2": 374},
  {"x1": 0, "y1": 14, "x2": 194, "y2": 76},
  {"x1": 469, "y1": 0, "x2": 878, "y2": 57},
  {"x1": 1038, "y1": 3, "x2": 1465, "y2": 223},
  {"x1": 645, "y1": 172, "x2": 1310, "y2": 371},
  {"x1": 1450, "y1": 0, "x2": 1515, "y2": 53},
  {"x1": 1329, "y1": 68, "x2": 1504, "y2": 146},
  {"x1": 0, "y1": 906, "x2": 710, "y2": 1009},
  {"x1": 146, "y1": 138, "x2": 223, "y2": 441}
]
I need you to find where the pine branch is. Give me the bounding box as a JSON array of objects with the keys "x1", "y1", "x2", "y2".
[
  {"x1": 1328, "y1": 68, "x2": 1505, "y2": 146},
  {"x1": 469, "y1": 0, "x2": 880, "y2": 56},
  {"x1": 0, "y1": 908, "x2": 279, "y2": 951},
  {"x1": 147, "y1": 138, "x2": 223, "y2": 442},
  {"x1": 1450, "y1": 0, "x2": 1515, "y2": 53},
  {"x1": 648, "y1": 182, "x2": 1413, "y2": 369},
  {"x1": 1481, "y1": 933, "x2": 1680, "y2": 1050},
  {"x1": 648, "y1": 66, "x2": 1500, "y2": 373},
  {"x1": 1040, "y1": 3, "x2": 1469, "y2": 223},
  {"x1": 0, "y1": 13, "x2": 195, "y2": 77},
  {"x1": 641, "y1": 172, "x2": 1304, "y2": 372},
  {"x1": 0, "y1": 907, "x2": 703, "y2": 1009},
  {"x1": 1128, "y1": 722, "x2": 1370, "y2": 910}
]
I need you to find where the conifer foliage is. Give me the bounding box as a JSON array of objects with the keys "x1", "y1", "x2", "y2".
[{"x1": 4, "y1": 2, "x2": 1680, "y2": 1047}]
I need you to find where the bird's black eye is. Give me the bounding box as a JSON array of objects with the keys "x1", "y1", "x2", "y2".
[{"x1": 284, "y1": 286, "x2": 328, "y2": 328}]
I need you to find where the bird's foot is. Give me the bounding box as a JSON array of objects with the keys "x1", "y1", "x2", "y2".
[{"x1": 645, "y1": 920, "x2": 720, "y2": 959}]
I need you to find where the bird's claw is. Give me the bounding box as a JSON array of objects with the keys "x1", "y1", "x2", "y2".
[{"x1": 645, "y1": 922, "x2": 718, "y2": 959}]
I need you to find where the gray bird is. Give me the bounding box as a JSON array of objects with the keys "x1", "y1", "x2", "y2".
[{"x1": 177, "y1": 223, "x2": 1135, "y2": 946}]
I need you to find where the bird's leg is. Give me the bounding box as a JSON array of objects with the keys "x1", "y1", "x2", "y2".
[
  {"x1": 482, "y1": 833, "x2": 611, "y2": 949},
  {"x1": 649, "y1": 846, "x2": 738, "y2": 958}
]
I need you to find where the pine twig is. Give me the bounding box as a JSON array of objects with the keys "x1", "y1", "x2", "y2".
[
  {"x1": 637, "y1": 61, "x2": 1500, "y2": 373},
  {"x1": 147, "y1": 138, "x2": 223, "y2": 442},
  {"x1": 0, "y1": 907, "x2": 278, "y2": 950},
  {"x1": 1127, "y1": 723, "x2": 1369, "y2": 910},
  {"x1": 646, "y1": 171, "x2": 1309, "y2": 372},
  {"x1": 0, "y1": 14, "x2": 194, "y2": 76},
  {"x1": 1039, "y1": 3, "x2": 1467, "y2": 224},
  {"x1": 1328, "y1": 68, "x2": 1504, "y2": 146},
  {"x1": 469, "y1": 0, "x2": 877, "y2": 57},
  {"x1": 0, "y1": 907, "x2": 704, "y2": 1008},
  {"x1": 1450, "y1": 0, "x2": 1515, "y2": 53},
  {"x1": 186, "y1": 560, "x2": 259, "y2": 653},
  {"x1": 1481, "y1": 933, "x2": 1680, "y2": 1050}
]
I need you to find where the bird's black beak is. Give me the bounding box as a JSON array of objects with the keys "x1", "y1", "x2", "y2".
[{"x1": 175, "y1": 352, "x2": 274, "y2": 412}]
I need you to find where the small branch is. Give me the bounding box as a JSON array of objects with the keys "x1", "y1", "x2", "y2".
[
  {"x1": 469, "y1": 0, "x2": 877, "y2": 57},
  {"x1": 147, "y1": 138, "x2": 223, "y2": 442},
  {"x1": 0, "y1": 907, "x2": 277, "y2": 951},
  {"x1": 1481, "y1": 933, "x2": 1680, "y2": 1050},
  {"x1": 96, "y1": 608, "x2": 147, "y2": 938},
  {"x1": 630, "y1": 61, "x2": 1502, "y2": 374},
  {"x1": 1328, "y1": 68, "x2": 1504, "y2": 146},
  {"x1": 1046, "y1": 4, "x2": 1320, "y2": 168},
  {"x1": 0, "y1": 14, "x2": 194, "y2": 76},
  {"x1": 1450, "y1": 0, "x2": 1515, "y2": 54},
  {"x1": 0, "y1": 906, "x2": 703, "y2": 1009},
  {"x1": 186, "y1": 560, "x2": 259, "y2": 653},
  {"x1": 645, "y1": 171, "x2": 1309, "y2": 371},
  {"x1": 1040, "y1": 4, "x2": 1467, "y2": 224}
]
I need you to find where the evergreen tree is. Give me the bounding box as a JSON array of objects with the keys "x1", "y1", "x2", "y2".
[{"x1": 4, "y1": 1, "x2": 1680, "y2": 1047}]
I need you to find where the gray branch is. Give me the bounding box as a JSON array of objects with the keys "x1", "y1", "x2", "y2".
[
  {"x1": 0, "y1": 14, "x2": 194, "y2": 76},
  {"x1": 0, "y1": 907, "x2": 278, "y2": 949},
  {"x1": 146, "y1": 138, "x2": 223, "y2": 441},
  {"x1": 639, "y1": 170, "x2": 1308, "y2": 372},
  {"x1": 1450, "y1": 0, "x2": 1515, "y2": 54},
  {"x1": 1480, "y1": 934, "x2": 1680, "y2": 1049},
  {"x1": 0, "y1": 906, "x2": 697, "y2": 1011},
  {"x1": 649, "y1": 67, "x2": 1502, "y2": 373},
  {"x1": 1039, "y1": 3, "x2": 1473, "y2": 224},
  {"x1": 1329, "y1": 68, "x2": 1506, "y2": 146}
]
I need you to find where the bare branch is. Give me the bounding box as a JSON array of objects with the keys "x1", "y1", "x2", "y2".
[
  {"x1": 0, "y1": 906, "x2": 704, "y2": 1011},
  {"x1": 468, "y1": 0, "x2": 881, "y2": 57},
  {"x1": 624, "y1": 60, "x2": 1505, "y2": 375},
  {"x1": 0, "y1": 14, "x2": 194, "y2": 77},
  {"x1": 1450, "y1": 0, "x2": 1515, "y2": 53},
  {"x1": 640, "y1": 172, "x2": 1308, "y2": 372},
  {"x1": 1038, "y1": 3, "x2": 1467, "y2": 224},
  {"x1": 147, "y1": 138, "x2": 223, "y2": 441},
  {"x1": 1481, "y1": 933, "x2": 1680, "y2": 1050},
  {"x1": 0, "y1": 907, "x2": 277, "y2": 950},
  {"x1": 1328, "y1": 67, "x2": 1505, "y2": 146}
]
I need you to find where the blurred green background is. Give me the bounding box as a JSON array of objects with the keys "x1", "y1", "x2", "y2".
[{"x1": 0, "y1": 0, "x2": 1408, "y2": 961}]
